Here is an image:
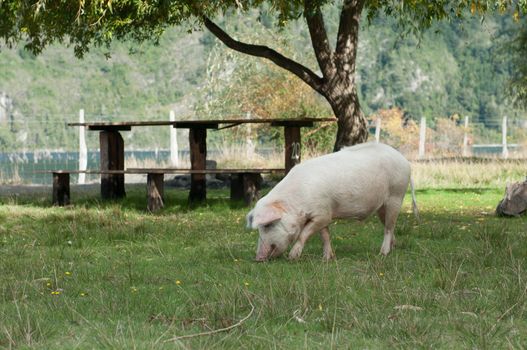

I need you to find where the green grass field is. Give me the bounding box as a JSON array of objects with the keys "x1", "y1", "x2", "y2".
[{"x1": 1, "y1": 186, "x2": 526, "y2": 349}]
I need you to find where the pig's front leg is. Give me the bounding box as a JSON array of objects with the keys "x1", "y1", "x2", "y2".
[
  {"x1": 288, "y1": 218, "x2": 329, "y2": 260},
  {"x1": 320, "y1": 227, "x2": 335, "y2": 261}
]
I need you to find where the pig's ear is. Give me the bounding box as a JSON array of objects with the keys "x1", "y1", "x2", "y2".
[{"x1": 251, "y1": 202, "x2": 286, "y2": 229}]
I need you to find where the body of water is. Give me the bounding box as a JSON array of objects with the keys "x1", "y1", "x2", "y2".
[{"x1": 0, "y1": 150, "x2": 175, "y2": 184}]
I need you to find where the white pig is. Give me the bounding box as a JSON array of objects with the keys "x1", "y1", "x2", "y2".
[{"x1": 246, "y1": 142, "x2": 418, "y2": 261}]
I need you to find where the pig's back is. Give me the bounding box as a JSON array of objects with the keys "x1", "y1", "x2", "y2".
[
  {"x1": 287, "y1": 142, "x2": 409, "y2": 188},
  {"x1": 269, "y1": 143, "x2": 410, "y2": 219}
]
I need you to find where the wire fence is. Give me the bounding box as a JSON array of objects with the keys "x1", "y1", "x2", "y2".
[
  {"x1": 368, "y1": 109, "x2": 527, "y2": 160},
  {"x1": 1, "y1": 109, "x2": 526, "y2": 184}
]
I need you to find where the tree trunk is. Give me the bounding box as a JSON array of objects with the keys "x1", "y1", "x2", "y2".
[
  {"x1": 326, "y1": 0, "x2": 368, "y2": 151},
  {"x1": 326, "y1": 83, "x2": 368, "y2": 151}
]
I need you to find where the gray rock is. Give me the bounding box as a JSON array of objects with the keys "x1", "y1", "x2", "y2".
[
  {"x1": 206, "y1": 178, "x2": 227, "y2": 189},
  {"x1": 206, "y1": 160, "x2": 217, "y2": 169},
  {"x1": 166, "y1": 174, "x2": 191, "y2": 188},
  {"x1": 496, "y1": 178, "x2": 527, "y2": 216}
]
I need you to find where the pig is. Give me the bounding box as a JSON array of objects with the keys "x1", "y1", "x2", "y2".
[
  {"x1": 496, "y1": 178, "x2": 527, "y2": 217},
  {"x1": 246, "y1": 142, "x2": 418, "y2": 261}
]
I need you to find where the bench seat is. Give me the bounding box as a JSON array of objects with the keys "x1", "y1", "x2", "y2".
[{"x1": 46, "y1": 168, "x2": 284, "y2": 211}]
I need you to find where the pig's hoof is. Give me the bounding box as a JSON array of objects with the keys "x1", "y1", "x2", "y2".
[
  {"x1": 288, "y1": 245, "x2": 303, "y2": 260},
  {"x1": 379, "y1": 247, "x2": 390, "y2": 256},
  {"x1": 322, "y1": 250, "x2": 335, "y2": 261}
]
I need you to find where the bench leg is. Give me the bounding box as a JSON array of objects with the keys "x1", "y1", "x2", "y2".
[
  {"x1": 230, "y1": 174, "x2": 244, "y2": 202},
  {"x1": 52, "y1": 172, "x2": 70, "y2": 206},
  {"x1": 147, "y1": 173, "x2": 164, "y2": 212},
  {"x1": 230, "y1": 173, "x2": 262, "y2": 206},
  {"x1": 100, "y1": 130, "x2": 126, "y2": 199}
]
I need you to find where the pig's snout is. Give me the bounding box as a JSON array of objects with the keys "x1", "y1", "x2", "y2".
[
  {"x1": 255, "y1": 255, "x2": 268, "y2": 262},
  {"x1": 255, "y1": 242, "x2": 277, "y2": 262}
]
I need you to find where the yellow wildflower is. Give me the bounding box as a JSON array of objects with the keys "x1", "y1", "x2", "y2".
[{"x1": 175, "y1": 280, "x2": 182, "y2": 285}]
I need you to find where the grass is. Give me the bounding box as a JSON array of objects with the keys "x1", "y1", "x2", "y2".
[
  {"x1": 411, "y1": 158, "x2": 527, "y2": 189},
  {"x1": 0, "y1": 184, "x2": 526, "y2": 349}
]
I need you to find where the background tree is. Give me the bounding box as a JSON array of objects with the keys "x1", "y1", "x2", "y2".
[
  {"x1": 507, "y1": 17, "x2": 527, "y2": 108},
  {"x1": 1, "y1": 0, "x2": 525, "y2": 150}
]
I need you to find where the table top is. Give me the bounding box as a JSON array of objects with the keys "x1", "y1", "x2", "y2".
[{"x1": 68, "y1": 117, "x2": 337, "y2": 130}]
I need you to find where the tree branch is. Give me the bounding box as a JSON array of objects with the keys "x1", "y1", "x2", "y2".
[
  {"x1": 203, "y1": 17, "x2": 325, "y2": 94},
  {"x1": 304, "y1": 1, "x2": 334, "y2": 79}
]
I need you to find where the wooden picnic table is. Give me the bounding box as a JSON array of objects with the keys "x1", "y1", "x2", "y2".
[{"x1": 68, "y1": 117, "x2": 336, "y2": 202}]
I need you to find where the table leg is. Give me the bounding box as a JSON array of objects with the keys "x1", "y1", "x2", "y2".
[
  {"x1": 189, "y1": 128, "x2": 207, "y2": 203},
  {"x1": 284, "y1": 126, "x2": 301, "y2": 174},
  {"x1": 100, "y1": 130, "x2": 126, "y2": 199}
]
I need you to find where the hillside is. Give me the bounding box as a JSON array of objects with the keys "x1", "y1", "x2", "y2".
[
  {"x1": 357, "y1": 15, "x2": 519, "y2": 126},
  {"x1": 0, "y1": 28, "x2": 208, "y2": 151},
  {"x1": 0, "y1": 10, "x2": 523, "y2": 152}
]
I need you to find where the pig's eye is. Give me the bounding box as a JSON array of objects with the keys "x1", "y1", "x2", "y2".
[{"x1": 263, "y1": 222, "x2": 275, "y2": 230}]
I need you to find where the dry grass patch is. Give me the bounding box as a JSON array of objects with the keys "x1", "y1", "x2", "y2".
[{"x1": 411, "y1": 158, "x2": 526, "y2": 189}]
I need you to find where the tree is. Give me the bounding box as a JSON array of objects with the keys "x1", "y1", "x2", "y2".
[
  {"x1": 1, "y1": 1, "x2": 525, "y2": 150},
  {"x1": 507, "y1": 18, "x2": 527, "y2": 109}
]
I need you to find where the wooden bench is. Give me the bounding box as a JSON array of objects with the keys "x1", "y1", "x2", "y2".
[
  {"x1": 128, "y1": 168, "x2": 284, "y2": 211},
  {"x1": 49, "y1": 170, "x2": 126, "y2": 206},
  {"x1": 47, "y1": 168, "x2": 284, "y2": 211}
]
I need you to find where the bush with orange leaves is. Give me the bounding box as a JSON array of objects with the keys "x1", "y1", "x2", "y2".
[
  {"x1": 372, "y1": 109, "x2": 471, "y2": 158},
  {"x1": 372, "y1": 108, "x2": 420, "y2": 157}
]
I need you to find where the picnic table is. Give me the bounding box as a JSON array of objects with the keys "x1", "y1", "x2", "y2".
[{"x1": 68, "y1": 117, "x2": 336, "y2": 203}]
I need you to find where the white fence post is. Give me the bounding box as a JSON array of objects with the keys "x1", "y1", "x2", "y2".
[
  {"x1": 502, "y1": 115, "x2": 509, "y2": 159},
  {"x1": 78, "y1": 109, "x2": 87, "y2": 184},
  {"x1": 169, "y1": 110, "x2": 179, "y2": 167},
  {"x1": 375, "y1": 117, "x2": 381, "y2": 143},
  {"x1": 462, "y1": 116, "x2": 469, "y2": 157},
  {"x1": 419, "y1": 117, "x2": 426, "y2": 159}
]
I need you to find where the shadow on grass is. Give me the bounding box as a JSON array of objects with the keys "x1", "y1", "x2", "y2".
[
  {"x1": 415, "y1": 187, "x2": 501, "y2": 194},
  {"x1": 0, "y1": 183, "x2": 254, "y2": 215}
]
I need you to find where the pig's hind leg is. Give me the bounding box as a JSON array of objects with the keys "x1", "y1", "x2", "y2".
[
  {"x1": 378, "y1": 199, "x2": 402, "y2": 256},
  {"x1": 288, "y1": 218, "x2": 330, "y2": 260},
  {"x1": 320, "y1": 226, "x2": 335, "y2": 261}
]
